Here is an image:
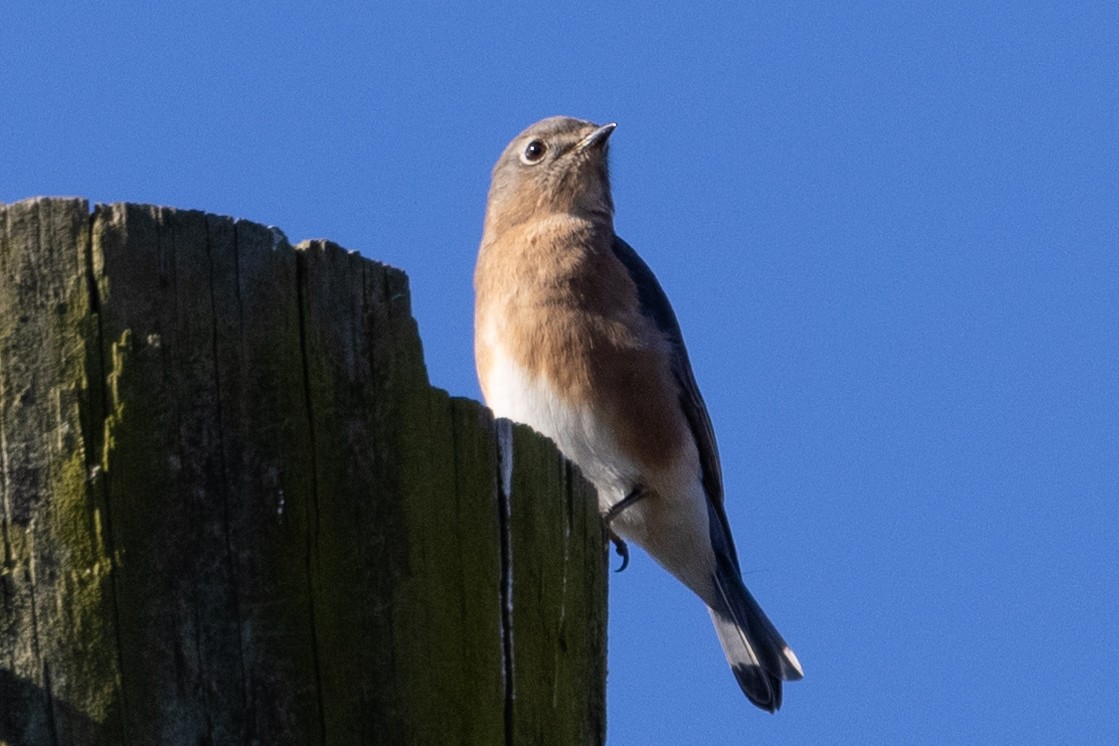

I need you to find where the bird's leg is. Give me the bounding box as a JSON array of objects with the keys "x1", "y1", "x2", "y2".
[
  {"x1": 604, "y1": 486, "x2": 649, "y2": 573},
  {"x1": 605, "y1": 486, "x2": 648, "y2": 524}
]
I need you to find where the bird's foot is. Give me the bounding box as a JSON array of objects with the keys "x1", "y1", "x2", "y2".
[{"x1": 604, "y1": 486, "x2": 648, "y2": 572}]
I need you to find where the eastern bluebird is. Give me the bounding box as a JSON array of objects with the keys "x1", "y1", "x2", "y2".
[{"x1": 474, "y1": 116, "x2": 803, "y2": 712}]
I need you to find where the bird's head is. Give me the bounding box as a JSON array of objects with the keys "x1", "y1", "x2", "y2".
[{"x1": 485, "y1": 116, "x2": 617, "y2": 233}]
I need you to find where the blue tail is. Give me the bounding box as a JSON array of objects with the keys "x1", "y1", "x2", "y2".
[{"x1": 707, "y1": 503, "x2": 803, "y2": 711}]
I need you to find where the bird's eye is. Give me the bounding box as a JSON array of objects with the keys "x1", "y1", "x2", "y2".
[{"x1": 520, "y1": 139, "x2": 547, "y2": 164}]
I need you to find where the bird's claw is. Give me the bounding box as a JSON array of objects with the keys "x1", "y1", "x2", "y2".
[
  {"x1": 609, "y1": 530, "x2": 630, "y2": 572},
  {"x1": 604, "y1": 486, "x2": 647, "y2": 572}
]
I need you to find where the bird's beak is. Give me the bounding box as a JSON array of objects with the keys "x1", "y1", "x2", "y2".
[{"x1": 577, "y1": 122, "x2": 617, "y2": 152}]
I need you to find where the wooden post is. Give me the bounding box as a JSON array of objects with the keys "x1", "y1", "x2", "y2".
[{"x1": 0, "y1": 198, "x2": 607, "y2": 744}]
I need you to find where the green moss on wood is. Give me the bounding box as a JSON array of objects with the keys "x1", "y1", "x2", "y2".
[{"x1": 1, "y1": 198, "x2": 124, "y2": 744}]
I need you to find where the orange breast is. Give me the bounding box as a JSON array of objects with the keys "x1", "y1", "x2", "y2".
[{"x1": 475, "y1": 216, "x2": 688, "y2": 472}]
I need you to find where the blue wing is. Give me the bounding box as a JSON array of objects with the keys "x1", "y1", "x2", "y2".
[{"x1": 610, "y1": 235, "x2": 740, "y2": 570}]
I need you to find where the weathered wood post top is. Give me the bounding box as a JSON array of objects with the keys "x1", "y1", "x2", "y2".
[{"x1": 0, "y1": 197, "x2": 607, "y2": 744}]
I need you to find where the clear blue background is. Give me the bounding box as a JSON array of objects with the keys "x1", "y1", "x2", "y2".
[{"x1": 4, "y1": 2, "x2": 1116, "y2": 743}]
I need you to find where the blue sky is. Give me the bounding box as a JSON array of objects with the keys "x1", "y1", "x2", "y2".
[{"x1": 4, "y1": 2, "x2": 1117, "y2": 743}]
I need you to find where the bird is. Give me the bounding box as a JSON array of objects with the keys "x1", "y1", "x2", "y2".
[{"x1": 473, "y1": 116, "x2": 803, "y2": 712}]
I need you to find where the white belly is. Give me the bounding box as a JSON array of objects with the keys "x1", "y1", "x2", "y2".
[
  {"x1": 482, "y1": 344, "x2": 717, "y2": 598},
  {"x1": 484, "y1": 346, "x2": 636, "y2": 512}
]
